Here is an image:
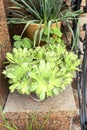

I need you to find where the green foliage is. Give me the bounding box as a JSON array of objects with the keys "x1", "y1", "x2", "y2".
[
  {"x1": 0, "y1": 106, "x2": 49, "y2": 130},
  {"x1": 42, "y1": 26, "x2": 63, "y2": 44},
  {"x1": 13, "y1": 27, "x2": 64, "y2": 48},
  {"x1": 3, "y1": 29, "x2": 81, "y2": 100},
  {"x1": 13, "y1": 35, "x2": 33, "y2": 48},
  {"x1": 8, "y1": 0, "x2": 81, "y2": 24},
  {"x1": 0, "y1": 106, "x2": 19, "y2": 130},
  {"x1": 7, "y1": 0, "x2": 81, "y2": 48}
]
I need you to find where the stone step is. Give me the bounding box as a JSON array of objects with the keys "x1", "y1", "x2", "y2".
[
  {"x1": 72, "y1": 124, "x2": 81, "y2": 130},
  {"x1": 3, "y1": 86, "x2": 76, "y2": 130}
]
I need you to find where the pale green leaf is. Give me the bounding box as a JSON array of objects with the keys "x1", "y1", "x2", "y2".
[{"x1": 39, "y1": 90, "x2": 46, "y2": 101}]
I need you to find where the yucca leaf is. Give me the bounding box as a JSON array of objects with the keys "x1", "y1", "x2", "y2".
[
  {"x1": 7, "y1": 18, "x2": 27, "y2": 24},
  {"x1": 8, "y1": 10, "x2": 27, "y2": 18},
  {"x1": 10, "y1": 0, "x2": 24, "y2": 8},
  {"x1": 8, "y1": 6, "x2": 22, "y2": 9},
  {"x1": 28, "y1": 0, "x2": 40, "y2": 15},
  {"x1": 33, "y1": 29, "x2": 39, "y2": 47},
  {"x1": 38, "y1": 28, "x2": 44, "y2": 46},
  {"x1": 21, "y1": 0, "x2": 41, "y2": 20},
  {"x1": 47, "y1": 20, "x2": 52, "y2": 41},
  {"x1": 21, "y1": 20, "x2": 40, "y2": 36}
]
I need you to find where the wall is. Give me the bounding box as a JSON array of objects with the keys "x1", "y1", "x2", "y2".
[{"x1": 0, "y1": 0, "x2": 11, "y2": 108}]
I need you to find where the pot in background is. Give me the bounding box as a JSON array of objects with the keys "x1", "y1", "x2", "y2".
[{"x1": 25, "y1": 22, "x2": 61, "y2": 46}]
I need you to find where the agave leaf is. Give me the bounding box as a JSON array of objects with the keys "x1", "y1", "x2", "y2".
[
  {"x1": 52, "y1": 88, "x2": 59, "y2": 95},
  {"x1": 9, "y1": 83, "x2": 20, "y2": 92},
  {"x1": 6, "y1": 73, "x2": 16, "y2": 79},
  {"x1": 74, "y1": 60, "x2": 81, "y2": 66},
  {"x1": 35, "y1": 86, "x2": 43, "y2": 95},
  {"x1": 6, "y1": 53, "x2": 15, "y2": 63},
  {"x1": 39, "y1": 90, "x2": 46, "y2": 101},
  {"x1": 6, "y1": 52, "x2": 13, "y2": 60},
  {"x1": 2, "y1": 70, "x2": 7, "y2": 75},
  {"x1": 17, "y1": 80, "x2": 29, "y2": 94},
  {"x1": 17, "y1": 48, "x2": 23, "y2": 57},
  {"x1": 51, "y1": 67, "x2": 58, "y2": 77},
  {"x1": 29, "y1": 72, "x2": 38, "y2": 80},
  {"x1": 39, "y1": 60, "x2": 45, "y2": 73},
  {"x1": 13, "y1": 48, "x2": 18, "y2": 54},
  {"x1": 8, "y1": 79, "x2": 14, "y2": 84},
  {"x1": 30, "y1": 85, "x2": 38, "y2": 92}
]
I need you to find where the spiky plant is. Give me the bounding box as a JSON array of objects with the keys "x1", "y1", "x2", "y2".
[
  {"x1": 7, "y1": 0, "x2": 81, "y2": 47},
  {"x1": 8, "y1": 0, "x2": 80, "y2": 24}
]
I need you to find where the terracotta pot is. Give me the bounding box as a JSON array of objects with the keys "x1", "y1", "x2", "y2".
[{"x1": 25, "y1": 22, "x2": 61, "y2": 46}]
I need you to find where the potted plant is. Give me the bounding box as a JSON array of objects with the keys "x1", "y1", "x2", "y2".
[
  {"x1": 2, "y1": 28, "x2": 81, "y2": 101},
  {"x1": 7, "y1": 0, "x2": 81, "y2": 46}
]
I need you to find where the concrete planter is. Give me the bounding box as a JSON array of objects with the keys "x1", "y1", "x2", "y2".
[{"x1": 3, "y1": 86, "x2": 76, "y2": 130}]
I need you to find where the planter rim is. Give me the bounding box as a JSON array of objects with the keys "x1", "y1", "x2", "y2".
[{"x1": 28, "y1": 21, "x2": 61, "y2": 26}]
